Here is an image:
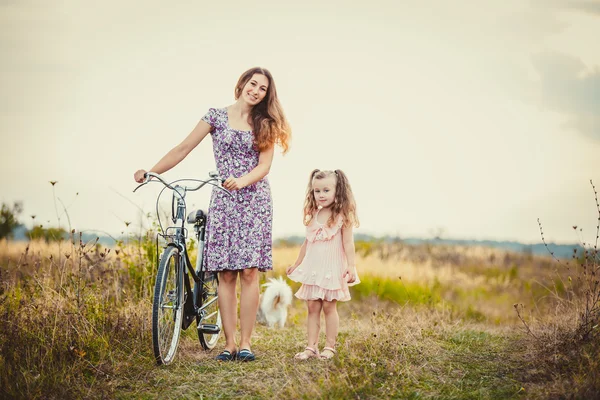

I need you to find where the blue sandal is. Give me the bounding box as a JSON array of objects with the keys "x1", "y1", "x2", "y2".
[
  {"x1": 215, "y1": 349, "x2": 236, "y2": 361},
  {"x1": 237, "y1": 348, "x2": 255, "y2": 362}
]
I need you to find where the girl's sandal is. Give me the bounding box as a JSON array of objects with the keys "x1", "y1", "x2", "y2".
[
  {"x1": 319, "y1": 347, "x2": 337, "y2": 360},
  {"x1": 294, "y1": 347, "x2": 319, "y2": 360}
]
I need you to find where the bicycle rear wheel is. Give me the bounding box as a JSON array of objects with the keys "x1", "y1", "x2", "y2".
[
  {"x1": 197, "y1": 269, "x2": 221, "y2": 350},
  {"x1": 152, "y1": 245, "x2": 184, "y2": 365}
]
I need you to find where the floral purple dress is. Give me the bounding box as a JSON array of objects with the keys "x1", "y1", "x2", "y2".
[{"x1": 201, "y1": 107, "x2": 273, "y2": 272}]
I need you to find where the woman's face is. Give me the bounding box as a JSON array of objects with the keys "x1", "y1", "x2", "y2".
[{"x1": 241, "y1": 73, "x2": 269, "y2": 106}]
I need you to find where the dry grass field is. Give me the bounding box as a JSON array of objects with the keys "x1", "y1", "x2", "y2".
[{"x1": 0, "y1": 235, "x2": 598, "y2": 399}]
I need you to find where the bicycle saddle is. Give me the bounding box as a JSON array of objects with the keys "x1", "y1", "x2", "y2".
[{"x1": 186, "y1": 209, "x2": 207, "y2": 224}]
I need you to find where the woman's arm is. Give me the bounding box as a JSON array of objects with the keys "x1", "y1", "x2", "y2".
[
  {"x1": 341, "y1": 225, "x2": 357, "y2": 283},
  {"x1": 287, "y1": 239, "x2": 308, "y2": 274},
  {"x1": 134, "y1": 120, "x2": 212, "y2": 182},
  {"x1": 223, "y1": 145, "x2": 274, "y2": 190}
]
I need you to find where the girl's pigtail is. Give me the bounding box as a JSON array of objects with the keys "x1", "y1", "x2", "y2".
[
  {"x1": 333, "y1": 169, "x2": 359, "y2": 228},
  {"x1": 333, "y1": 169, "x2": 348, "y2": 208},
  {"x1": 303, "y1": 169, "x2": 321, "y2": 226}
]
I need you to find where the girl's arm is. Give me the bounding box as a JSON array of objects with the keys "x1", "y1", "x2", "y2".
[
  {"x1": 287, "y1": 239, "x2": 308, "y2": 275},
  {"x1": 223, "y1": 145, "x2": 274, "y2": 190},
  {"x1": 134, "y1": 120, "x2": 212, "y2": 182},
  {"x1": 341, "y1": 225, "x2": 357, "y2": 283}
]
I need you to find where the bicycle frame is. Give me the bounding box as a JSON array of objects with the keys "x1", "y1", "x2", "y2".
[
  {"x1": 160, "y1": 184, "x2": 217, "y2": 330},
  {"x1": 135, "y1": 172, "x2": 228, "y2": 329}
]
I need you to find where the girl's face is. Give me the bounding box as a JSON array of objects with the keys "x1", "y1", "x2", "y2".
[
  {"x1": 241, "y1": 73, "x2": 269, "y2": 106},
  {"x1": 312, "y1": 176, "x2": 336, "y2": 209}
]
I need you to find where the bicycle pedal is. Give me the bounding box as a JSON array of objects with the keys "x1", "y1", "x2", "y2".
[{"x1": 197, "y1": 324, "x2": 220, "y2": 334}]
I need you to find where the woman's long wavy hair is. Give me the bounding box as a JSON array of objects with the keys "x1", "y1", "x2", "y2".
[
  {"x1": 303, "y1": 169, "x2": 359, "y2": 228},
  {"x1": 234, "y1": 67, "x2": 291, "y2": 153}
]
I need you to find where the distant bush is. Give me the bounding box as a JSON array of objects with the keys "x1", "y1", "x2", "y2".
[
  {"x1": 26, "y1": 225, "x2": 68, "y2": 242},
  {"x1": 0, "y1": 201, "x2": 22, "y2": 240}
]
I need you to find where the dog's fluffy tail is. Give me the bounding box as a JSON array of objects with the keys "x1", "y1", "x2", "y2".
[{"x1": 261, "y1": 277, "x2": 293, "y2": 310}]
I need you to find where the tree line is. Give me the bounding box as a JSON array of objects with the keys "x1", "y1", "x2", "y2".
[{"x1": 0, "y1": 202, "x2": 66, "y2": 242}]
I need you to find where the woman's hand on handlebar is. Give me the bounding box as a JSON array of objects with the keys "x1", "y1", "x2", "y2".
[
  {"x1": 223, "y1": 176, "x2": 244, "y2": 191},
  {"x1": 134, "y1": 169, "x2": 148, "y2": 183}
]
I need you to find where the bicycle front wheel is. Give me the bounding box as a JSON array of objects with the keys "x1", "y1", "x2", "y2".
[{"x1": 152, "y1": 245, "x2": 184, "y2": 365}]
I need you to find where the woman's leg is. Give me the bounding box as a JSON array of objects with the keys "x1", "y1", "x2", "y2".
[
  {"x1": 322, "y1": 300, "x2": 339, "y2": 355},
  {"x1": 239, "y1": 267, "x2": 259, "y2": 351},
  {"x1": 218, "y1": 270, "x2": 238, "y2": 353}
]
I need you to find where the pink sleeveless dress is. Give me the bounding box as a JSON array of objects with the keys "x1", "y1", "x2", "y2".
[{"x1": 288, "y1": 211, "x2": 360, "y2": 302}]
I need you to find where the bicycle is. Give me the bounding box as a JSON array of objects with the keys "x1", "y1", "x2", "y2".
[{"x1": 133, "y1": 171, "x2": 233, "y2": 365}]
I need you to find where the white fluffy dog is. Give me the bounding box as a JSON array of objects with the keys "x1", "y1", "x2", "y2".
[{"x1": 256, "y1": 277, "x2": 293, "y2": 328}]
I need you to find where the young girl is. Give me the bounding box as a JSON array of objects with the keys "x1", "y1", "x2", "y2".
[{"x1": 287, "y1": 169, "x2": 360, "y2": 360}]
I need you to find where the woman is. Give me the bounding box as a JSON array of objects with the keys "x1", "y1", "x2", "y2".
[{"x1": 134, "y1": 67, "x2": 291, "y2": 361}]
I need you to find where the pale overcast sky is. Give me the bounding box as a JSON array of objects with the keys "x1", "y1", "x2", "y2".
[{"x1": 1, "y1": 0, "x2": 599, "y2": 244}]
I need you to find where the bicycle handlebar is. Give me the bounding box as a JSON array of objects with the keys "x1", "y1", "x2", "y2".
[{"x1": 133, "y1": 171, "x2": 234, "y2": 199}]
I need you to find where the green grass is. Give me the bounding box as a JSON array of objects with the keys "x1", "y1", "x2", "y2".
[{"x1": 351, "y1": 275, "x2": 442, "y2": 307}]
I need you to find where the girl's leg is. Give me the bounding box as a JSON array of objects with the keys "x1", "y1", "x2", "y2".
[
  {"x1": 322, "y1": 300, "x2": 339, "y2": 357},
  {"x1": 218, "y1": 270, "x2": 238, "y2": 353},
  {"x1": 239, "y1": 267, "x2": 259, "y2": 351},
  {"x1": 295, "y1": 299, "x2": 322, "y2": 359},
  {"x1": 306, "y1": 299, "x2": 323, "y2": 350}
]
